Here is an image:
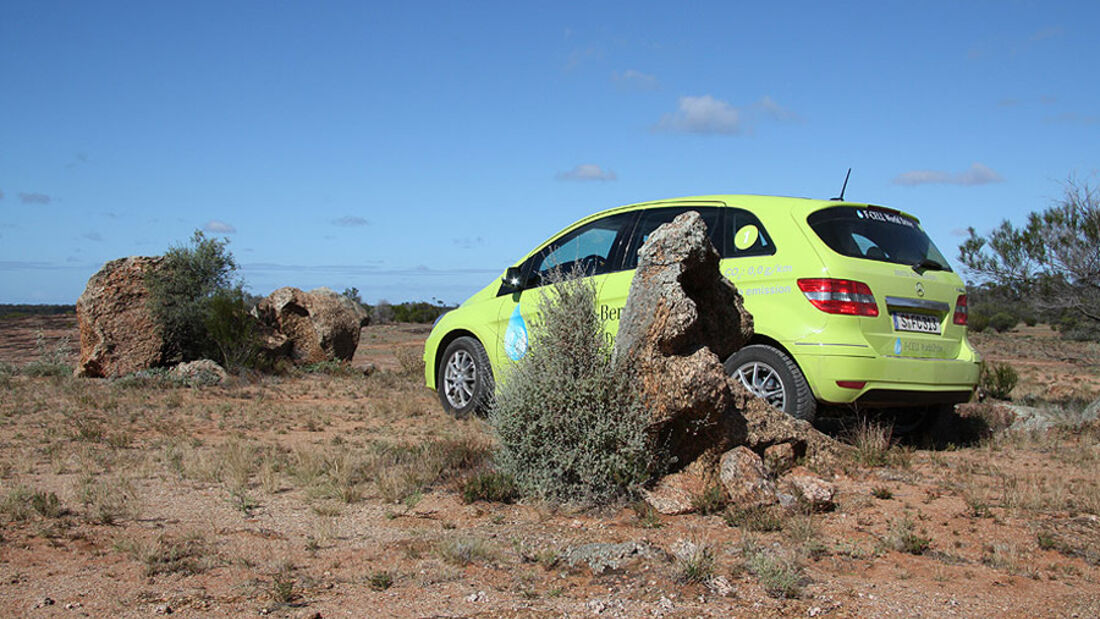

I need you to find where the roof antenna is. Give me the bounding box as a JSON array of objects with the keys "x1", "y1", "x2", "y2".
[{"x1": 830, "y1": 168, "x2": 852, "y2": 201}]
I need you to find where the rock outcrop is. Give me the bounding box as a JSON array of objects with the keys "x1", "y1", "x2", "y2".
[
  {"x1": 614, "y1": 210, "x2": 754, "y2": 467},
  {"x1": 252, "y1": 287, "x2": 363, "y2": 363},
  {"x1": 613, "y1": 210, "x2": 840, "y2": 515},
  {"x1": 75, "y1": 257, "x2": 165, "y2": 378}
]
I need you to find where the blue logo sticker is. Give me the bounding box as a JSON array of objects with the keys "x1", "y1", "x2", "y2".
[
  {"x1": 894, "y1": 338, "x2": 902, "y2": 355},
  {"x1": 504, "y1": 305, "x2": 528, "y2": 361}
]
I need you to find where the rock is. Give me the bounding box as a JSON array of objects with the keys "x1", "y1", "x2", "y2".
[
  {"x1": 614, "y1": 211, "x2": 753, "y2": 467},
  {"x1": 705, "y1": 575, "x2": 735, "y2": 597},
  {"x1": 779, "y1": 466, "x2": 836, "y2": 511},
  {"x1": 561, "y1": 541, "x2": 658, "y2": 575},
  {"x1": 763, "y1": 442, "x2": 797, "y2": 474},
  {"x1": 616, "y1": 210, "x2": 841, "y2": 505},
  {"x1": 252, "y1": 287, "x2": 363, "y2": 363},
  {"x1": 34, "y1": 597, "x2": 55, "y2": 608},
  {"x1": 719, "y1": 446, "x2": 776, "y2": 508},
  {"x1": 75, "y1": 256, "x2": 166, "y2": 378},
  {"x1": 734, "y1": 390, "x2": 839, "y2": 470},
  {"x1": 168, "y1": 359, "x2": 228, "y2": 386},
  {"x1": 154, "y1": 604, "x2": 173, "y2": 615},
  {"x1": 643, "y1": 459, "x2": 710, "y2": 515}
]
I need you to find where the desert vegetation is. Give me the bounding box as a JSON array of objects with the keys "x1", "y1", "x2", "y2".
[{"x1": 1, "y1": 291, "x2": 1098, "y2": 616}]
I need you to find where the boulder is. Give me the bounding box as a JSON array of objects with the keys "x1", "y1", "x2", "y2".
[
  {"x1": 614, "y1": 211, "x2": 754, "y2": 467},
  {"x1": 614, "y1": 210, "x2": 842, "y2": 507},
  {"x1": 252, "y1": 287, "x2": 363, "y2": 363},
  {"x1": 75, "y1": 256, "x2": 166, "y2": 378},
  {"x1": 719, "y1": 446, "x2": 777, "y2": 509}
]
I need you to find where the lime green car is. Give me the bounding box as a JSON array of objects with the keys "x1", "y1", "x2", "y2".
[{"x1": 423, "y1": 195, "x2": 980, "y2": 423}]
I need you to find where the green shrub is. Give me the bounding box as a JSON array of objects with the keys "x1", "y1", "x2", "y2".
[
  {"x1": 989, "y1": 312, "x2": 1018, "y2": 333},
  {"x1": 968, "y1": 311, "x2": 990, "y2": 333},
  {"x1": 461, "y1": 471, "x2": 518, "y2": 504},
  {"x1": 489, "y1": 271, "x2": 652, "y2": 504},
  {"x1": 204, "y1": 287, "x2": 261, "y2": 371},
  {"x1": 980, "y1": 361, "x2": 1018, "y2": 400},
  {"x1": 146, "y1": 230, "x2": 243, "y2": 364},
  {"x1": 21, "y1": 331, "x2": 73, "y2": 377}
]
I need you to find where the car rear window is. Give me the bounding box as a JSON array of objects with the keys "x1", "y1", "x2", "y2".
[{"x1": 806, "y1": 206, "x2": 951, "y2": 270}]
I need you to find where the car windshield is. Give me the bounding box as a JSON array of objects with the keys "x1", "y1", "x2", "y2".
[{"x1": 807, "y1": 206, "x2": 951, "y2": 270}]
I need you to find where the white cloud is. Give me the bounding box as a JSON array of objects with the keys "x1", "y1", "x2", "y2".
[
  {"x1": 656, "y1": 95, "x2": 743, "y2": 134},
  {"x1": 203, "y1": 220, "x2": 237, "y2": 233},
  {"x1": 1047, "y1": 112, "x2": 1099, "y2": 126},
  {"x1": 757, "y1": 96, "x2": 800, "y2": 122},
  {"x1": 19, "y1": 192, "x2": 51, "y2": 205},
  {"x1": 555, "y1": 164, "x2": 617, "y2": 182},
  {"x1": 655, "y1": 95, "x2": 799, "y2": 135},
  {"x1": 613, "y1": 69, "x2": 659, "y2": 91},
  {"x1": 332, "y1": 215, "x2": 369, "y2": 227},
  {"x1": 892, "y1": 163, "x2": 1004, "y2": 186}
]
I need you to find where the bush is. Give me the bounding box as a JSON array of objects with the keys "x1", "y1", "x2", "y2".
[
  {"x1": 980, "y1": 361, "x2": 1018, "y2": 400},
  {"x1": 204, "y1": 287, "x2": 260, "y2": 371},
  {"x1": 968, "y1": 311, "x2": 990, "y2": 333},
  {"x1": 22, "y1": 331, "x2": 73, "y2": 377},
  {"x1": 489, "y1": 271, "x2": 652, "y2": 504},
  {"x1": 461, "y1": 471, "x2": 518, "y2": 504},
  {"x1": 989, "y1": 312, "x2": 1018, "y2": 333},
  {"x1": 146, "y1": 230, "x2": 243, "y2": 364}
]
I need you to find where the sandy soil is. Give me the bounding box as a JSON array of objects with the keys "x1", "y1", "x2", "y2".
[{"x1": 0, "y1": 316, "x2": 1098, "y2": 617}]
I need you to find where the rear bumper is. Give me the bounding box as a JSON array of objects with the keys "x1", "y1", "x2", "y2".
[{"x1": 797, "y1": 352, "x2": 980, "y2": 406}]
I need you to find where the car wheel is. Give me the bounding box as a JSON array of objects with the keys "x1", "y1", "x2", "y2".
[
  {"x1": 437, "y1": 336, "x2": 494, "y2": 418},
  {"x1": 725, "y1": 344, "x2": 816, "y2": 423}
]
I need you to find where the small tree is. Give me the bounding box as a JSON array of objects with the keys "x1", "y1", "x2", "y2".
[
  {"x1": 489, "y1": 271, "x2": 653, "y2": 504},
  {"x1": 146, "y1": 230, "x2": 242, "y2": 364},
  {"x1": 958, "y1": 178, "x2": 1100, "y2": 338}
]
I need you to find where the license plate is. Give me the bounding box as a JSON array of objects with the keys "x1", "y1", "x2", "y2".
[{"x1": 892, "y1": 312, "x2": 941, "y2": 334}]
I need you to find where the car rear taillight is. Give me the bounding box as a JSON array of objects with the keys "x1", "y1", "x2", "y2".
[
  {"x1": 953, "y1": 294, "x2": 968, "y2": 326},
  {"x1": 797, "y1": 278, "x2": 879, "y2": 317}
]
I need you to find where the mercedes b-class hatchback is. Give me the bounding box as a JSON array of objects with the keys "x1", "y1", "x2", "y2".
[{"x1": 423, "y1": 195, "x2": 981, "y2": 424}]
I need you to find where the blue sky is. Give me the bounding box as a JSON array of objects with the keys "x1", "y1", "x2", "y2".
[{"x1": 2, "y1": 1, "x2": 1096, "y2": 304}]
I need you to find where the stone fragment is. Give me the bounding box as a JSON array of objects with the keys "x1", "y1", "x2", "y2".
[
  {"x1": 643, "y1": 466, "x2": 707, "y2": 515},
  {"x1": 561, "y1": 541, "x2": 658, "y2": 575},
  {"x1": 168, "y1": 359, "x2": 228, "y2": 386},
  {"x1": 779, "y1": 466, "x2": 836, "y2": 511},
  {"x1": 719, "y1": 446, "x2": 777, "y2": 508}
]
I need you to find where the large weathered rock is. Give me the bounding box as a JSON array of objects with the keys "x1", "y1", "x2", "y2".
[
  {"x1": 615, "y1": 210, "x2": 841, "y2": 507},
  {"x1": 614, "y1": 211, "x2": 754, "y2": 467},
  {"x1": 75, "y1": 256, "x2": 165, "y2": 378},
  {"x1": 252, "y1": 287, "x2": 363, "y2": 363}
]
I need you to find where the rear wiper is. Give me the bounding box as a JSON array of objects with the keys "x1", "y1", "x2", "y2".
[{"x1": 912, "y1": 258, "x2": 946, "y2": 274}]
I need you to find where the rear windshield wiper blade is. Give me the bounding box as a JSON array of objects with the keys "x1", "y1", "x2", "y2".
[{"x1": 912, "y1": 258, "x2": 946, "y2": 274}]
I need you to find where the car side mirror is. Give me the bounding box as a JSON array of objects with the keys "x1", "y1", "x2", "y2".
[{"x1": 502, "y1": 266, "x2": 526, "y2": 290}]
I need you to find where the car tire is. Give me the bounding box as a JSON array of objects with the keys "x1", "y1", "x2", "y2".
[
  {"x1": 725, "y1": 344, "x2": 816, "y2": 423},
  {"x1": 437, "y1": 336, "x2": 494, "y2": 418}
]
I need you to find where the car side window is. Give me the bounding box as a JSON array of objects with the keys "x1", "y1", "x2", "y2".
[
  {"x1": 621, "y1": 207, "x2": 723, "y2": 270},
  {"x1": 524, "y1": 212, "x2": 636, "y2": 286},
  {"x1": 723, "y1": 208, "x2": 776, "y2": 257}
]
